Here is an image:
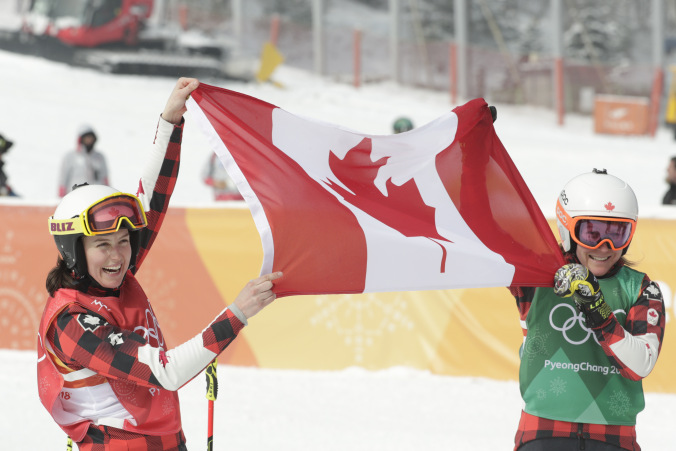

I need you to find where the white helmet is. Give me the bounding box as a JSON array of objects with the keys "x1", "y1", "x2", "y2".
[
  {"x1": 53, "y1": 185, "x2": 120, "y2": 221},
  {"x1": 50, "y1": 184, "x2": 145, "y2": 278},
  {"x1": 556, "y1": 169, "x2": 638, "y2": 252}
]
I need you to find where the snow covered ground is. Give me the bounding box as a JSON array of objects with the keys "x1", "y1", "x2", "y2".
[
  {"x1": 2, "y1": 46, "x2": 676, "y2": 450},
  {"x1": 5, "y1": 349, "x2": 676, "y2": 450}
]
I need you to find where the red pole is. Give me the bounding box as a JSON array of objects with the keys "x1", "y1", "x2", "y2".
[
  {"x1": 207, "y1": 400, "x2": 214, "y2": 447},
  {"x1": 649, "y1": 67, "x2": 664, "y2": 137},
  {"x1": 205, "y1": 360, "x2": 218, "y2": 451},
  {"x1": 554, "y1": 56, "x2": 565, "y2": 126},
  {"x1": 449, "y1": 42, "x2": 457, "y2": 105},
  {"x1": 178, "y1": 4, "x2": 188, "y2": 31},
  {"x1": 354, "y1": 29, "x2": 362, "y2": 88},
  {"x1": 270, "y1": 14, "x2": 280, "y2": 46}
]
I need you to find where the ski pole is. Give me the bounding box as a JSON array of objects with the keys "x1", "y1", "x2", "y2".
[
  {"x1": 205, "y1": 359, "x2": 218, "y2": 451},
  {"x1": 66, "y1": 436, "x2": 73, "y2": 450}
]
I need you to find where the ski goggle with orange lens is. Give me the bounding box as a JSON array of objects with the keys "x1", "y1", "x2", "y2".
[
  {"x1": 556, "y1": 202, "x2": 636, "y2": 251},
  {"x1": 49, "y1": 193, "x2": 148, "y2": 236}
]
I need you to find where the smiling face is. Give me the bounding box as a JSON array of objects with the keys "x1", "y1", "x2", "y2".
[
  {"x1": 83, "y1": 229, "x2": 132, "y2": 289},
  {"x1": 575, "y1": 242, "x2": 622, "y2": 277}
]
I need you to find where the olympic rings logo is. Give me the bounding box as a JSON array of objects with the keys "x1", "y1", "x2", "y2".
[
  {"x1": 549, "y1": 303, "x2": 625, "y2": 346},
  {"x1": 133, "y1": 307, "x2": 164, "y2": 348}
]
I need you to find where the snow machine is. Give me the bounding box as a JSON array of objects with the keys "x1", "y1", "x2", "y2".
[{"x1": 0, "y1": 0, "x2": 251, "y2": 79}]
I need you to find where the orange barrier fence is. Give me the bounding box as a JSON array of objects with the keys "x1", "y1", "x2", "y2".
[{"x1": 1, "y1": 205, "x2": 674, "y2": 393}]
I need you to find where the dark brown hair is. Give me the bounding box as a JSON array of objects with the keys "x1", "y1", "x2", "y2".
[{"x1": 46, "y1": 257, "x2": 79, "y2": 297}]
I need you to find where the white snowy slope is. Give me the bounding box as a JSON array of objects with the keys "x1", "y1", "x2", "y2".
[
  {"x1": 3, "y1": 48, "x2": 676, "y2": 215},
  {"x1": 2, "y1": 41, "x2": 676, "y2": 450},
  {"x1": 4, "y1": 350, "x2": 676, "y2": 450}
]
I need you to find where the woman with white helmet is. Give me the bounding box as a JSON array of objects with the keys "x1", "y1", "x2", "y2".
[
  {"x1": 38, "y1": 78, "x2": 282, "y2": 450},
  {"x1": 510, "y1": 169, "x2": 666, "y2": 451}
]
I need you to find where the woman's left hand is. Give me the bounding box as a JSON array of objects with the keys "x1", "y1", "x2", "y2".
[{"x1": 233, "y1": 272, "x2": 283, "y2": 319}]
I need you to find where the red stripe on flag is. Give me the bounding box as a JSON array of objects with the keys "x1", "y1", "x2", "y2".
[
  {"x1": 191, "y1": 85, "x2": 368, "y2": 296},
  {"x1": 437, "y1": 99, "x2": 564, "y2": 286}
]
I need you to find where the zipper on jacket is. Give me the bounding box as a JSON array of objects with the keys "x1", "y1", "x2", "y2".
[{"x1": 577, "y1": 423, "x2": 586, "y2": 450}]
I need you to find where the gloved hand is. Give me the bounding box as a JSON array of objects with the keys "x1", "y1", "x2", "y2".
[{"x1": 553, "y1": 263, "x2": 612, "y2": 328}]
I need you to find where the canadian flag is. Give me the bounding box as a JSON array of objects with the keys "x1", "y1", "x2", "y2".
[{"x1": 187, "y1": 84, "x2": 564, "y2": 297}]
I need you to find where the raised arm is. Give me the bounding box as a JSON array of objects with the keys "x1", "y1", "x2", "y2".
[{"x1": 133, "y1": 78, "x2": 200, "y2": 271}]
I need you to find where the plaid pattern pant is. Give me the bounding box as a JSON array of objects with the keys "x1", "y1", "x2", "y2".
[
  {"x1": 76, "y1": 425, "x2": 188, "y2": 451},
  {"x1": 514, "y1": 411, "x2": 639, "y2": 451}
]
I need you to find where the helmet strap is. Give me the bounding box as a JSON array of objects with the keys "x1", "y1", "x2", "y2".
[
  {"x1": 128, "y1": 229, "x2": 140, "y2": 273},
  {"x1": 73, "y1": 239, "x2": 88, "y2": 279}
]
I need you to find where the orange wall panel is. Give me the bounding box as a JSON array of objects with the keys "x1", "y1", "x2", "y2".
[
  {"x1": 2, "y1": 205, "x2": 674, "y2": 393},
  {"x1": 593, "y1": 95, "x2": 650, "y2": 135}
]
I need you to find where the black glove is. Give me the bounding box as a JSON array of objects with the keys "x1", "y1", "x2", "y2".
[{"x1": 553, "y1": 263, "x2": 612, "y2": 328}]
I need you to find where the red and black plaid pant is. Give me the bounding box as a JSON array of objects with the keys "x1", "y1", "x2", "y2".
[
  {"x1": 515, "y1": 411, "x2": 639, "y2": 451},
  {"x1": 76, "y1": 425, "x2": 188, "y2": 451}
]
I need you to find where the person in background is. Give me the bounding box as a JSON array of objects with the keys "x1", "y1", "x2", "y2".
[
  {"x1": 202, "y1": 152, "x2": 243, "y2": 201},
  {"x1": 58, "y1": 125, "x2": 109, "y2": 197},
  {"x1": 661, "y1": 156, "x2": 676, "y2": 205},
  {"x1": 392, "y1": 117, "x2": 414, "y2": 134},
  {"x1": 38, "y1": 78, "x2": 282, "y2": 450},
  {"x1": 0, "y1": 133, "x2": 18, "y2": 196},
  {"x1": 510, "y1": 169, "x2": 665, "y2": 451}
]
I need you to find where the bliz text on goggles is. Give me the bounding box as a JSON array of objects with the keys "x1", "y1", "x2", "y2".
[{"x1": 49, "y1": 193, "x2": 147, "y2": 236}]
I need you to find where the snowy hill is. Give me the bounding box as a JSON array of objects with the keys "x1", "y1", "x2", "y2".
[{"x1": 3, "y1": 47, "x2": 676, "y2": 219}]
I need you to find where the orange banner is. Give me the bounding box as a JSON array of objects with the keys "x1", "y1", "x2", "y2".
[
  {"x1": 1, "y1": 204, "x2": 673, "y2": 393},
  {"x1": 593, "y1": 95, "x2": 650, "y2": 135}
]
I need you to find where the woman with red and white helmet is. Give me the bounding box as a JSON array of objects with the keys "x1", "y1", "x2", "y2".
[
  {"x1": 38, "y1": 78, "x2": 282, "y2": 450},
  {"x1": 510, "y1": 169, "x2": 666, "y2": 451}
]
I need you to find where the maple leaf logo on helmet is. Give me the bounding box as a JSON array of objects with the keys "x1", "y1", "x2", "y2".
[{"x1": 604, "y1": 202, "x2": 615, "y2": 212}]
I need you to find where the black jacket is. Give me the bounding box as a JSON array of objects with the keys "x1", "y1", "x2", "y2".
[{"x1": 663, "y1": 183, "x2": 676, "y2": 205}]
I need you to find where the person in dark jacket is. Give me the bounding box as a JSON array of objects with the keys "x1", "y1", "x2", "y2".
[
  {"x1": 0, "y1": 133, "x2": 17, "y2": 196},
  {"x1": 661, "y1": 156, "x2": 676, "y2": 205}
]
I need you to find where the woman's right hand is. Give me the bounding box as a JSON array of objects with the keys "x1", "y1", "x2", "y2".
[
  {"x1": 161, "y1": 77, "x2": 199, "y2": 125},
  {"x1": 233, "y1": 272, "x2": 283, "y2": 319}
]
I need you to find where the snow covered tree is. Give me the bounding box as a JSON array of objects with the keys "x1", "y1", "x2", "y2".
[{"x1": 563, "y1": 1, "x2": 631, "y2": 63}]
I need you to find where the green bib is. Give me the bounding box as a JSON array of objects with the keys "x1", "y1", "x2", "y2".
[{"x1": 519, "y1": 266, "x2": 645, "y2": 425}]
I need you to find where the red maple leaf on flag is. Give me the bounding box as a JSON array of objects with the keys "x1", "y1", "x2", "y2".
[{"x1": 325, "y1": 137, "x2": 452, "y2": 272}]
